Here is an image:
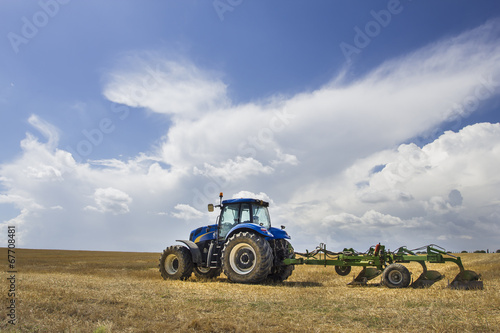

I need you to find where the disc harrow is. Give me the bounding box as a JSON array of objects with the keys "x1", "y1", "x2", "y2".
[{"x1": 285, "y1": 243, "x2": 483, "y2": 289}]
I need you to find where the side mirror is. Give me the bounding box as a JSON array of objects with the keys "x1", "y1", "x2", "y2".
[
  {"x1": 281, "y1": 225, "x2": 286, "y2": 230},
  {"x1": 208, "y1": 204, "x2": 214, "y2": 212}
]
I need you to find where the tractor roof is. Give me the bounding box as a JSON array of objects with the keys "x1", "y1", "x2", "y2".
[{"x1": 222, "y1": 198, "x2": 269, "y2": 207}]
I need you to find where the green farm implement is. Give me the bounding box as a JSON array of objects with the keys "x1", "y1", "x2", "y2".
[{"x1": 286, "y1": 243, "x2": 483, "y2": 289}]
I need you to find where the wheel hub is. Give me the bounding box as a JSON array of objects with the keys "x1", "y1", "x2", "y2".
[
  {"x1": 237, "y1": 249, "x2": 255, "y2": 269},
  {"x1": 229, "y1": 243, "x2": 257, "y2": 275},
  {"x1": 165, "y1": 254, "x2": 179, "y2": 274},
  {"x1": 388, "y1": 271, "x2": 402, "y2": 284}
]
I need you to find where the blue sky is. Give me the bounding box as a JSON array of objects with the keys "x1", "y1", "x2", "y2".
[{"x1": 1, "y1": 0, "x2": 500, "y2": 253}]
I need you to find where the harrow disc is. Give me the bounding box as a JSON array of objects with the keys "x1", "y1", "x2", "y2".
[
  {"x1": 449, "y1": 270, "x2": 483, "y2": 290},
  {"x1": 348, "y1": 267, "x2": 381, "y2": 285},
  {"x1": 411, "y1": 270, "x2": 444, "y2": 288}
]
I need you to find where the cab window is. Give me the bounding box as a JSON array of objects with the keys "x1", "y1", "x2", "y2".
[
  {"x1": 219, "y1": 204, "x2": 239, "y2": 238},
  {"x1": 240, "y1": 204, "x2": 251, "y2": 223},
  {"x1": 252, "y1": 205, "x2": 271, "y2": 229}
]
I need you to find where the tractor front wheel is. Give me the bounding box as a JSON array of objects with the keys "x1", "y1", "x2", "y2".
[
  {"x1": 159, "y1": 245, "x2": 193, "y2": 280},
  {"x1": 193, "y1": 266, "x2": 222, "y2": 279},
  {"x1": 222, "y1": 232, "x2": 273, "y2": 284},
  {"x1": 381, "y1": 263, "x2": 411, "y2": 288}
]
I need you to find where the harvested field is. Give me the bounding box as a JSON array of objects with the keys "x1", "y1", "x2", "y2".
[{"x1": 1, "y1": 248, "x2": 499, "y2": 332}]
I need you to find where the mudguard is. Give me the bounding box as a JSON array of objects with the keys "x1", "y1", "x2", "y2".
[
  {"x1": 176, "y1": 239, "x2": 202, "y2": 265},
  {"x1": 225, "y1": 223, "x2": 275, "y2": 241},
  {"x1": 268, "y1": 226, "x2": 291, "y2": 240}
]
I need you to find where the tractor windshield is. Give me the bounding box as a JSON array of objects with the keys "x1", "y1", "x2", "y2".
[
  {"x1": 219, "y1": 202, "x2": 272, "y2": 238},
  {"x1": 252, "y1": 205, "x2": 271, "y2": 229}
]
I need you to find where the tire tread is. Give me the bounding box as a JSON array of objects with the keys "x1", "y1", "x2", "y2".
[
  {"x1": 221, "y1": 232, "x2": 273, "y2": 283},
  {"x1": 159, "y1": 245, "x2": 193, "y2": 280}
]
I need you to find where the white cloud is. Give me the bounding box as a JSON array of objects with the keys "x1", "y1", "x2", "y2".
[
  {"x1": 305, "y1": 123, "x2": 500, "y2": 249},
  {"x1": 25, "y1": 165, "x2": 63, "y2": 181},
  {"x1": 85, "y1": 187, "x2": 132, "y2": 215},
  {"x1": 193, "y1": 157, "x2": 274, "y2": 183},
  {"x1": 322, "y1": 210, "x2": 406, "y2": 230},
  {"x1": 27, "y1": 114, "x2": 60, "y2": 150},
  {"x1": 103, "y1": 54, "x2": 229, "y2": 118},
  {"x1": 232, "y1": 191, "x2": 273, "y2": 204},
  {"x1": 171, "y1": 204, "x2": 204, "y2": 220},
  {"x1": 271, "y1": 149, "x2": 299, "y2": 166}
]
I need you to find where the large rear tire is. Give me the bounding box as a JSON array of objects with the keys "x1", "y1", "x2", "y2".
[
  {"x1": 193, "y1": 266, "x2": 222, "y2": 279},
  {"x1": 159, "y1": 245, "x2": 193, "y2": 280},
  {"x1": 381, "y1": 263, "x2": 411, "y2": 288},
  {"x1": 222, "y1": 232, "x2": 273, "y2": 284},
  {"x1": 268, "y1": 239, "x2": 295, "y2": 282}
]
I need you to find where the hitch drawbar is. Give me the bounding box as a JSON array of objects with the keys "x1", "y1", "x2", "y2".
[{"x1": 284, "y1": 243, "x2": 483, "y2": 289}]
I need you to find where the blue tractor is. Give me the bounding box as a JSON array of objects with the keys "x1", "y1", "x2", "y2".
[{"x1": 159, "y1": 193, "x2": 294, "y2": 283}]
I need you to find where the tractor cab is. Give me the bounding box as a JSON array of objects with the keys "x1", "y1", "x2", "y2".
[
  {"x1": 217, "y1": 198, "x2": 271, "y2": 238},
  {"x1": 208, "y1": 193, "x2": 277, "y2": 241}
]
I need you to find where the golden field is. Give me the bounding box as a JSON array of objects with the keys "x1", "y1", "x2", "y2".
[{"x1": 0, "y1": 248, "x2": 499, "y2": 332}]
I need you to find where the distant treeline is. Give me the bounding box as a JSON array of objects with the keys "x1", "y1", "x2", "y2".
[
  {"x1": 414, "y1": 250, "x2": 500, "y2": 254},
  {"x1": 459, "y1": 250, "x2": 500, "y2": 253}
]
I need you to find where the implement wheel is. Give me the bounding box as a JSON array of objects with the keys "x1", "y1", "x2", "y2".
[
  {"x1": 193, "y1": 266, "x2": 221, "y2": 279},
  {"x1": 381, "y1": 263, "x2": 411, "y2": 288},
  {"x1": 335, "y1": 265, "x2": 352, "y2": 276},
  {"x1": 159, "y1": 245, "x2": 193, "y2": 280},
  {"x1": 222, "y1": 232, "x2": 273, "y2": 284}
]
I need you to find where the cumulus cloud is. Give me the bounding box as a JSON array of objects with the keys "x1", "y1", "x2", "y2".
[
  {"x1": 232, "y1": 191, "x2": 273, "y2": 204},
  {"x1": 1, "y1": 21, "x2": 500, "y2": 252},
  {"x1": 299, "y1": 123, "x2": 500, "y2": 249},
  {"x1": 103, "y1": 54, "x2": 229, "y2": 118},
  {"x1": 271, "y1": 149, "x2": 299, "y2": 166},
  {"x1": 85, "y1": 187, "x2": 132, "y2": 215},
  {"x1": 193, "y1": 157, "x2": 274, "y2": 183},
  {"x1": 171, "y1": 204, "x2": 204, "y2": 220}
]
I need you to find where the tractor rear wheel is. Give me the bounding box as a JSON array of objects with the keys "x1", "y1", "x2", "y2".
[
  {"x1": 159, "y1": 245, "x2": 193, "y2": 280},
  {"x1": 222, "y1": 232, "x2": 273, "y2": 284},
  {"x1": 268, "y1": 239, "x2": 295, "y2": 282},
  {"x1": 381, "y1": 263, "x2": 411, "y2": 288},
  {"x1": 193, "y1": 266, "x2": 222, "y2": 279}
]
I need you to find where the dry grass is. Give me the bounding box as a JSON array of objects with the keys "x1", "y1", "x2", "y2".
[{"x1": 0, "y1": 248, "x2": 499, "y2": 332}]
